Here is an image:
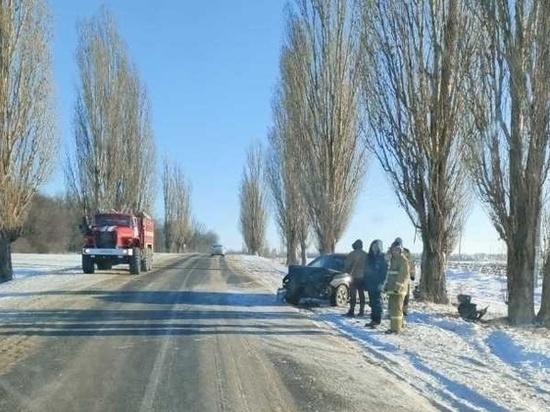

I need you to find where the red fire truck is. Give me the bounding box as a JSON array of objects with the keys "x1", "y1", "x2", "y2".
[{"x1": 80, "y1": 211, "x2": 154, "y2": 275}]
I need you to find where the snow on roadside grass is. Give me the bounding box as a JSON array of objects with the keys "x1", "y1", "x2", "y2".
[
  {"x1": 231, "y1": 254, "x2": 287, "y2": 292},
  {"x1": 11, "y1": 253, "x2": 82, "y2": 278},
  {"x1": 2, "y1": 253, "x2": 181, "y2": 303},
  {"x1": 9, "y1": 253, "x2": 181, "y2": 279},
  {"x1": 230, "y1": 254, "x2": 550, "y2": 412}
]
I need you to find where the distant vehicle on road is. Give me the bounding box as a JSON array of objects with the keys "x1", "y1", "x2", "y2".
[
  {"x1": 211, "y1": 244, "x2": 226, "y2": 257},
  {"x1": 280, "y1": 253, "x2": 351, "y2": 307}
]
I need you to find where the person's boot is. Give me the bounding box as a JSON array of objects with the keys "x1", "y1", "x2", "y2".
[
  {"x1": 357, "y1": 303, "x2": 365, "y2": 317},
  {"x1": 344, "y1": 309, "x2": 355, "y2": 317}
]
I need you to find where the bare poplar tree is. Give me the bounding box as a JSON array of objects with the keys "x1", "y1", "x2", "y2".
[
  {"x1": 0, "y1": 0, "x2": 55, "y2": 282},
  {"x1": 466, "y1": 1, "x2": 550, "y2": 324},
  {"x1": 359, "y1": 0, "x2": 477, "y2": 303},
  {"x1": 265, "y1": 134, "x2": 298, "y2": 265},
  {"x1": 538, "y1": 208, "x2": 550, "y2": 324},
  {"x1": 163, "y1": 157, "x2": 192, "y2": 253},
  {"x1": 266, "y1": 61, "x2": 310, "y2": 266},
  {"x1": 285, "y1": 0, "x2": 367, "y2": 254},
  {"x1": 66, "y1": 7, "x2": 156, "y2": 214},
  {"x1": 239, "y1": 142, "x2": 267, "y2": 255}
]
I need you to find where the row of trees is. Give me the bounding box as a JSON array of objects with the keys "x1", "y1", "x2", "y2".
[
  {"x1": 0, "y1": 2, "x2": 206, "y2": 282},
  {"x1": 238, "y1": 0, "x2": 550, "y2": 325}
]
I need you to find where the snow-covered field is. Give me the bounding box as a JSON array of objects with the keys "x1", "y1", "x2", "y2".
[{"x1": 2, "y1": 252, "x2": 550, "y2": 411}]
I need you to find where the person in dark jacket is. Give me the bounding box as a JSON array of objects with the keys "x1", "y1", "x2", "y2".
[
  {"x1": 344, "y1": 239, "x2": 368, "y2": 317},
  {"x1": 364, "y1": 240, "x2": 388, "y2": 328}
]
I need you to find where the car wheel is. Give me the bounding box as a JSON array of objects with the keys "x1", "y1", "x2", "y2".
[
  {"x1": 331, "y1": 284, "x2": 348, "y2": 307},
  {"x1": 285, "y1": 280, "x2": 301, "y2": 305}
]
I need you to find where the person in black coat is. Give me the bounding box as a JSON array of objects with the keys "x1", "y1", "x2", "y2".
[{"x1": 364, "y1": 239, "x2": 388, "y2": 328}]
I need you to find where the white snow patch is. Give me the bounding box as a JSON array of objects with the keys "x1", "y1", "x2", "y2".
[{"x1": 11, "y1": 253, "x2": 82, "y2": 277}]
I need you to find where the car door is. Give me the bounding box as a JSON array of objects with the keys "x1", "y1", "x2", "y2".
[{"x1": 301, "y1": 256, "x2": 328, "y2": 295}]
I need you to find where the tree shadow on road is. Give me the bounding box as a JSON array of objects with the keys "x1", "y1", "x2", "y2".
[
  {"x1": 0, "y1": 290, "x2": 280, "y2": 306},
  {"x1": 0, "y1": 307, "x2": 323, "y2": 337},
  {"x1": 0, "y1": 285, "x2": 328, "y2": 337}
]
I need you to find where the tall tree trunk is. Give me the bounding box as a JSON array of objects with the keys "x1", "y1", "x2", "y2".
[
  {"x1": 536, "y1": 253, "x2": 550, "y2": 324},
  {"x1": 506, "y1": 175, "x2": 538, "y2": 324},
  {"x1": 419, "y1": 232, "x2": 449, "y2": 304},
  {"x1": 507, "y1": 241, "x2": 536, "y2": 325},
  {"x1": 286, "y1": 238, "x2": 298, "y2": 266},
  {"x1": 0, "y1": 237, "x2": 13, "y2": 283},
  {"x1": 300, "y1": 239, "x2": 307, "y2": 265},
  {"x1": 318, "y1": 235, "x2": 335, "y2": 255}
]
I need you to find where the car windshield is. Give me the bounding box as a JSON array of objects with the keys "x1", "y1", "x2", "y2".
[
  {"x1": 307, "y1": 256, "x2": 325, "y2": 267},
  {"x1": 307, "y1": 255, "x2": 345, "y2": 271}
]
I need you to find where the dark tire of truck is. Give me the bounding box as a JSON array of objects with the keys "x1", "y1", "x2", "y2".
[
  {"x1": 129, "y1": 247, "x2": 141, "y2": 275},
  {"x1": 82, "y1": 255, "x2": 95, "y2": 274}
]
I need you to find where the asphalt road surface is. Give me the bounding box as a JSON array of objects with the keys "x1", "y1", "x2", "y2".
[{"x1": 0, "y1": 254, "x2": 438, "y2": 412}]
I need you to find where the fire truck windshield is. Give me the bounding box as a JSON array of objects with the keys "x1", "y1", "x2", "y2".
[{"x1": 94, "y1": 215, "x2": 133, "y2": 227}]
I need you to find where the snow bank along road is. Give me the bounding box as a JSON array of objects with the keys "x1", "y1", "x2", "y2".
[{"x1": 0, "y1": 254, "x2": 437, "y2": 412}]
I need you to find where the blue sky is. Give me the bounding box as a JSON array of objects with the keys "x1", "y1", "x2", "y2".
[{"x1": 44, "y1": 0, "x2": 503, "y2": 255}]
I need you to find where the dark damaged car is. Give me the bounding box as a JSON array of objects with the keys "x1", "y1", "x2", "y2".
[{"x1": 280, "y1": 253, "x2": 351, "y2": 307}]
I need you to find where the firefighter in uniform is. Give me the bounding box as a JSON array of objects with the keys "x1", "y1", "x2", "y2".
[
  {"x1": 390, "y1": 237, "x2": 416, "y2": 316},
  {"x1": 384, "y1": 244, "x2": 410, "y2": 334}
]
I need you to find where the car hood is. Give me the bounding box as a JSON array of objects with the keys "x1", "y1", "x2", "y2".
[{"x1": 330, "y1": 271, "x2": 351, "y2": 284}]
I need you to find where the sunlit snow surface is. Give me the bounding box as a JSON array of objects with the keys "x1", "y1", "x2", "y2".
[{"x1": 3, "y1": 252, "x2": 550, "y2": 411}]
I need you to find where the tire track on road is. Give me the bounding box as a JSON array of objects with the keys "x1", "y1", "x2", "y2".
[{"x1": 138, "y1": 254, "x2": 204, "y2": 412}]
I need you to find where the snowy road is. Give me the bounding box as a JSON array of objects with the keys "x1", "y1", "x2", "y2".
[{"x1": 0, "y1": 254, "x2": 437, "y2": 412}]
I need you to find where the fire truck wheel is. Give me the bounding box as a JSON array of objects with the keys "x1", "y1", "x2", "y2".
[
  {"x1": 129, "y1": 248, "x2": 141, "y2": 275},
  {"x1": 82, "y1": 255, "x2": 95, "y2": 274},
  {"x1": 147, "y1": 249, "x2": 153, "y2": 271},
  {"x1": 140, "y1": 254, "x2": 148, "y2": 272}
]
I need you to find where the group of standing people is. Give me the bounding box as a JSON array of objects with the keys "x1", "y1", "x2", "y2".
[{"x1": 343, "y1": 237, "x2": 416, "y2": 334}]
